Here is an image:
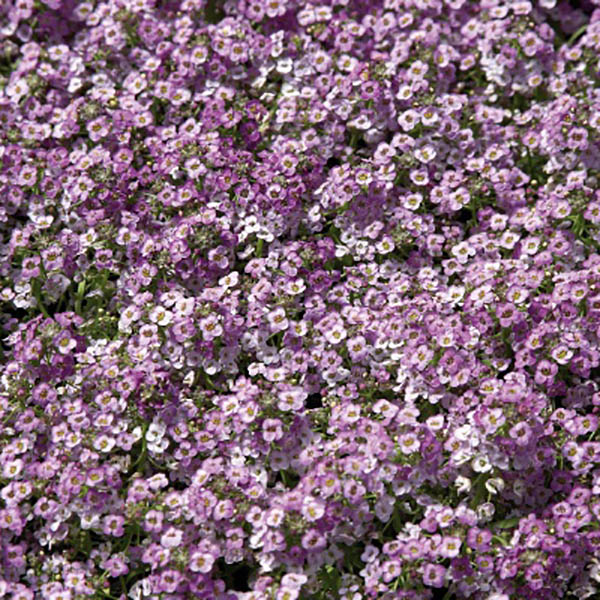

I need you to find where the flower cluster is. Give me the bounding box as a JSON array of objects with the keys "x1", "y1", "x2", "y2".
[{"x1": 2, "y1": 0, "x2": 600, "y2": 598}]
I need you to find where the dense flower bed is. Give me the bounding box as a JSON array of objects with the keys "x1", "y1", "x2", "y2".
[{"x1": 2, "y1": 0, "x2": 600, "y2": 598}]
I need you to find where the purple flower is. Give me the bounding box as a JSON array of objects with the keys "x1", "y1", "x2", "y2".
[
  {"x1": 439, "y1": 536, "x2": 462, "y2": 559},
  {"x1": 102, "y1": 515, "x2": 125, "y2": 537},
  {"x1": 200, "y1": 315, "x2": 223, "y2": 340},
  {"x1": 381, "y1": 560, "x2": 402, "y2": 583},
  {"x1": 158, "y1": 569, "x2": 183, "y2": 593},
  {"x1": 262, "y1": 419, "x2": 284, "y2": 443},
  {"x1": 267, "y1": 307, "x2": 289, "y2": 332},
  {"x1": 301, "y1": 529, "x2": 326, "y2": 551},
  {"x1": 551, "y1": 345, "x2": 573, "y2": 365},
  {"x1": 509, "y1": 422, "x2": 532, "y2": 446},
  {"x1": 189, "y1": 550, "x2": 215, "y2": 573},
  {"x1": 398, "y1": 433, "x2": 419, "y2": 455},
  {"x1": 467, "y1": 527, "x2": 492, "y2": 551},
  {"x1": 277, "y1": 387, "x2": 306, "y2": 411},
  {"x1": 301, "y1": 497, "x2": 325, "y2": 522},
  {"x1": 534, "y1": 359, "x2": 558, "y2": 385},
  {"x1": 102, "y1": 555, "x2": 129, "y2": 577},
  {"x1": 422, "y1": 563, "x2": 446, "y2": 588},
  {"x1": 524, "y1": 563, "x2": 545, "y2": 590}
]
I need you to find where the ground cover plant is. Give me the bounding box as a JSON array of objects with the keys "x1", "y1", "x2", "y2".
[{"x1": 2, "y1": 0, "x2": 600, "y2": 598}]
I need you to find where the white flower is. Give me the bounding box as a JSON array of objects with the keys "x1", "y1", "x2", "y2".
[
  {"x1": 285, "y1": 279, "x2": 306, "y2": 295},
  {"x1": 324, "y1": 325, "x2": 347, "y2": 345},
  {"x1": 485, "y1": 477, "x2": 505, "y2": 495},
  {"x1": 258, "y1": 551, "x2": 276, "y2": 572},
  {"x1": 476, "y1": 502, "x2": 495, "y2": 522},
  {"x1": 589, "y1": 559, "x2": 600, "y2": 583},
  {"x1": 128, "y1": 579, "x2": 152, "y2": 600},
  {"x1": 452, "y1": 449, "x2": 472, "y2": 466},
  {"x1": 160, "y1": 527, "x2": 183, "y2": 549},
  {"x1": 174, "y1": 297, "x2": 195, "y2": 316},
  {"x1": 472, "y1": 455, "x2": 492, "y2": 473},
  {"x1": 512, "y1": 479, "x2": 526, "y2": 498},
  {"x1": 414, "y1": 145, "x2": 437, "y2": 163},
  {"x1": 267, "y1": 307, "x2": 288, "y2": 332},
  {"x1": 3, "y1": 459, "x2": 23, "y2": 478},
  {"x1": 281, "y1": 572, "x2": 308, "y2": 588},
  {"x1": 146, "y1": 420, "x2": 166, "y2": 443},
  {"x1": 219, "y1": 271, "x2": 239, "y2": 288},
  {"x1": 451, "y1": 241, "x2": 475, "y2": 264},
  {"x1": 149, "y1": 306, "x2": 173, "y2": 326},
  {"x1": 276, "y1": 57, "x2": 294, "y2": 74},
  {"x1": 93, "y1": 435, "x2": 115, "y2": 453},
  {"x1": 147, "y1": 437, "x2": 169, "y2": 455},
  {"x1": 454, "y1": 424, "x2": 473, "y2": 441}
]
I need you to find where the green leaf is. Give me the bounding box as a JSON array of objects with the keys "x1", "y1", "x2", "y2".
[
  {"x1": 75, "y1": 280, "x2": 86, "y2": 315},
  {"x1": 256, "y1": 238, "x2": 264, "y2": 258},
  {"x1": 493, "y1": 516, "x2": 520, "y2": 530}
]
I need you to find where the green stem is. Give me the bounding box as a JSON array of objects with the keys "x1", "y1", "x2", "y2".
[
  {"x1": 526, "y1": 148, "x2": 534, "y2": 175},
  {"x1": 567, "y1": 24, "x2": 587, "y2": 46},
  {"x1": 442, "y1": 588, "x2": 454, "y2": 600},
  {"x1": 2, "y1": 405, "x2": 21, "y2": 425},
  {"x1": 32, "y1": 279, "x2": 51, "y2": 319},
  {"x1": 129, "y1": 424, "x2": 148, "y2": 472}
]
